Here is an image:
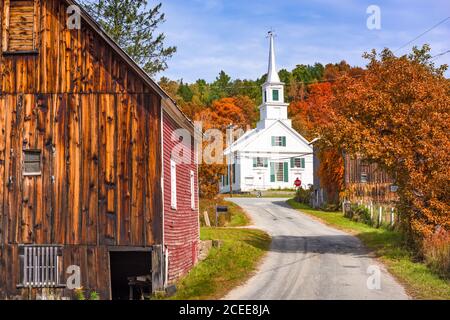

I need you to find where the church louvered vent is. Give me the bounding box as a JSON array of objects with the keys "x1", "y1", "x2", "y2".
[
  {"x1": 7, "y1": 0, "x2": 36, "y2": 52},
  {"x1": 19, "y1": 245, "x2": 63, "y2": 288}
]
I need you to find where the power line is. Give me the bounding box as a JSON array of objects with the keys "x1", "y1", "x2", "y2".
[
  {"x1": 394, "y1": 16, "x2": 450, "y2": 53},
  {"x1": 431, "y1": 49, "x2": 450, "y2": 62}
]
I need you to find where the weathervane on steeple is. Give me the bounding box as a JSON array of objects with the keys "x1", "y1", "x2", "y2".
[{"x1": 267, "y1": 27, "x2": 276, "y2": 38}]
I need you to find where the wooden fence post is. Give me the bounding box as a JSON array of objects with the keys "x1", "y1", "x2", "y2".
[
  {"x1": 203, "y1": 211, "x2": 211, "y2": 227},
  {"x1": 370, "y1": 201, "x2": 373, "y2": 222},
  {"x1": 378, "y1": 206, "x2": 383, "y2": 226},
  {"x1": 390, "y1": 207, "x2": 395, "y2": 226}
]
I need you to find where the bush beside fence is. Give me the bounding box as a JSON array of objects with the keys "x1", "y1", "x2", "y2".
[{"x1": 342, "y1": 201, "x2": 398, "y2": 228}]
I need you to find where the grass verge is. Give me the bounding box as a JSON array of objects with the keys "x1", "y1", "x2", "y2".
[
  {"x1": 200, "y1": 198, "x2": 251, "y2": 227},
  {"x1": 167, "y1": 227, "x2": 271, "y2": 300},
  {"x1": 286, "y1": 199, "x2": 450, "y2": 300}
]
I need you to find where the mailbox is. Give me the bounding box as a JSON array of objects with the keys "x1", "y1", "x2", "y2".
[
  {"x1": 215, "y1": 206, "x2": 229, "y2": 226},
  {"x1": 216, "y1": 206, "x2": 228, "y2": 213}
]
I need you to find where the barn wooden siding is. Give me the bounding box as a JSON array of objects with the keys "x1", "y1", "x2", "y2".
[
  {"x1": 0, "y1": 0, "x2": 164, "y2": 299},
  {"x1": 162, "y1": 111, "x2": 199, "y2": 283},
  {"x1": 344, "y1": 154, "x2": 397, "y2": 205}
]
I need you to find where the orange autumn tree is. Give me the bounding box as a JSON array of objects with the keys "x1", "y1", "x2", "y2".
[
  {"x1": 317, "y1": 149, "x2": 344, "y2": 204},
  {"x1": 195, "y1": 108, "x2": 226, "y2": 199},
  {"x1": 290, "y1": 83, "x2": 344, "y2": 204},
  {"x1": 196, "y1": 97, "x2": 255, "y2": 198},
  {"x1": 320, "y1": 45, "x2": 450, "y2": 247}
]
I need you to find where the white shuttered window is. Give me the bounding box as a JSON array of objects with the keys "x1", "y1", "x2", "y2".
[
  {"x1": 190, "y1": 170, "x2": 195, "y2": 210},
  {"x1": 171, "y1": 159, "x2": 177, "y2": 209}
]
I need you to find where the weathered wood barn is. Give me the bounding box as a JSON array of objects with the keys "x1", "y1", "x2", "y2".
[
  {"x1": 0, "y1": 0, "x2": 199, "y2": 299},
  {"x1": 343, "y1": 154, "x2": 397, "y2": 205}
]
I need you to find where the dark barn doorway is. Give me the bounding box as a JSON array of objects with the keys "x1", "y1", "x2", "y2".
[{"x1": 109, "y1": 251, "x2": 152, "y2": 300}]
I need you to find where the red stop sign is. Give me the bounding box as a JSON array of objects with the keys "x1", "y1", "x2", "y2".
[{"x1": 294, "y1": 178, "x2": 302, "y2": 187}]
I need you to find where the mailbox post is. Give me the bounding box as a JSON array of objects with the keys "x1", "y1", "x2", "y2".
[{"x1": 215, "y1": 206, "x2": 228, "y2": 227}]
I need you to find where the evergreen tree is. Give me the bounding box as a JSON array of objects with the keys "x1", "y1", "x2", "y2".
[
  {"x1": 177, "y1": 81, "x2": 194, "y2": 102},
  {"x1": 278, "y1": 69, "x2": 292, "y2": 85},
  {"x1": 81, "y1": 0, "x2": 176, "y2": 76},
  {"x1": 210, "y1": 71, "x2": 232, "y2": 100}
]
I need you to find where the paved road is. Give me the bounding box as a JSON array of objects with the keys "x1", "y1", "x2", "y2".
[{"x1": 223, "y1": 198, "x2": 409, "y2": 300}]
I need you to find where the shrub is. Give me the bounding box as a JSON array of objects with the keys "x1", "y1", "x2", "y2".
[
  {"x1": 74, "y1": 288, "x2": 86, "y2": 300},
  {"x1": 74, "y1": 288, "x2": 101, "y2": 300},
  {"x1": 423, "y1": 229, "x2": 450, "y2": 279},
  {"x1": 322, "y1": 203, "x2": 340, "y2": 212},
  {"x1": 89, "y1": 291, "x2": 100, "y2": 300},
  {"x1": 348, "y1": 205, "x2": 372, "y2": 225},
  {"x1": 295, "y1": 187, "x2": 312, "y2": 205}
]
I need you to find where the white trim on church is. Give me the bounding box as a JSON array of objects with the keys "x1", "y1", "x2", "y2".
[{"x1": 220, "y1": 32, "x2": 314, "y2": 193}]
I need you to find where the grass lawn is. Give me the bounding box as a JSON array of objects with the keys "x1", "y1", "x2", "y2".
[
  {"x1": 286, "y1": 199, "x2": 450, "y2": 300},
  {"x1": 167, "y1": 227, "x2": 271, "y2": 300}
]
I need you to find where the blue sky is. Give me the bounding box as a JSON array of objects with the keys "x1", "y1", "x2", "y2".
[{"x1": 157, "y1": 0, "x2": 450, "y2": 82}]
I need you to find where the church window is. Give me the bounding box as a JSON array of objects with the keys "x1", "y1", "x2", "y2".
[
  {"x1": 291, "y1": 157, "x2": 305, "y2": 169},
  {"x1": 272, "y1": 89, "x2": 279, "y2": 101},
  {"x1": 253, "y1": 157, "x2": 268, "y2": 168},
  {"x1": 271, "y1": 136, "x2": 286, "y2": 147},
  {"x1": 270, "y1": 162, "x2": 289, "y2": 182}
]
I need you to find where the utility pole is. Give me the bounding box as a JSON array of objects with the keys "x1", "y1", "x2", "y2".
[{"x1": 227, "y1": 124, "x2": 235, "y2": 197}]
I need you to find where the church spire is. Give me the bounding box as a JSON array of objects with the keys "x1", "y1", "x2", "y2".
[
  {"x1": 267, "y1": 31, "x2": 281, "y2": 83},
  {"x1": 257, "y1": 31, "x2": 291, "y2": 130}
]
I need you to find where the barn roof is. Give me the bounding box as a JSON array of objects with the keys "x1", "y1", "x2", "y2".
[{"x1": 67, "y1": 0, "x2": 194, "y2": 130}]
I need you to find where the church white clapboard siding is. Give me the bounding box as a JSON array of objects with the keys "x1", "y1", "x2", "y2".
[{"x1": 220, "y1": 32, "x2": 313, "y2": 193}]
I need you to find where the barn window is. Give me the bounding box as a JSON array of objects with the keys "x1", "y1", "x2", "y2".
[
  {"x1": 360, "y1": 160, "x2": 369, "y2": 183},
  {"x1": 360, "y1": 173, "x2": 368, "y2": 183},
  {"x1": 190, "y1": 170, "x2": 195, "y2": 210},
  {"x1": 3, "y1": 0, "x2": 38, "y2": 53},
  {"x1": 23, "y1": 149, "x2": 41, "y2": 176},
  {"x1": 18, "y1": 245, "x2": 63, "y2": 288},
  {"x1": 170, "y1": 158, "x2": 177, "y2": 210}
]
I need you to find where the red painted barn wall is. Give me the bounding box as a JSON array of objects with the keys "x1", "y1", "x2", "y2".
[{"x1": 162, "y1": 110, "x2": 199, "y2": 282}]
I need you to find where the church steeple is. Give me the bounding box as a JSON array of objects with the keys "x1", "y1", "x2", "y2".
[
  {"x1": 267, "y1": 31, "x2": 281, "y2": 83},
  {"x1": 257, "y1": 31, "x2": 291, "y2": 130}
]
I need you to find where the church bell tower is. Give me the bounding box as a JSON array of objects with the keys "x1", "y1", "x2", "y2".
[{"x1": 257, "y1": 31, "x2": 291, "y2": 130}]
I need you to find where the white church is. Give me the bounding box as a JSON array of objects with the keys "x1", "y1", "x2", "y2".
[{"x1": 220, "y1": 32, "x2": 314, "y2": 193}]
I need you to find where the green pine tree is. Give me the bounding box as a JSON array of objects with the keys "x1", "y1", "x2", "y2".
[{"x1": 81, "y1": 0, "x2": 176, "y2": 76}]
